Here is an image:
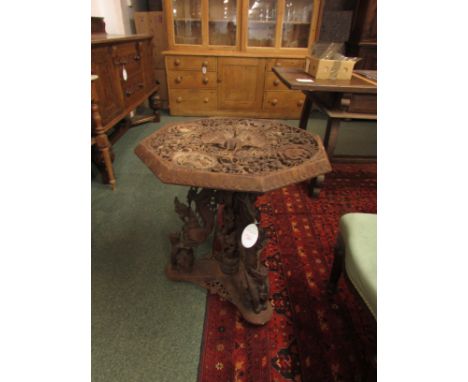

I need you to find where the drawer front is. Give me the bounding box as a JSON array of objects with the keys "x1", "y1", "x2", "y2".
[
  {"x1": 263, "y1": 91, "x2": 305, "y2": 115},
  {"x1": 122, "y1": 71, "x2": 146, "y2": 105},
  {"x1": 167, "y1": 71, "x2": 217, "y2": 89},
  {"x1": 266, "y1": 58, "x2": 306, "y2": 71},
  {"x1": 166, "y1": 55, "x2": 217, "y2": 71},
  {"x1": 114, "y1": 42, "x2": 145, "y2": 78},
  {"x1": 169, "y1": 89, "x2": 217, "y2": 115},
  {"x1": 264, "y1": 72, "x2": 289, "y2": 91}
]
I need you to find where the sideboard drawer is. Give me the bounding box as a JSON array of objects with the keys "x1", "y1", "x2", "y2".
[
  {"x1": 123, "y1": 71, "x2": 146, "y2": 105},
  {"x1": 166, "y1": 55, "x2": 217, "y2": 71},
  {"x1": 169, "y1": 89, "x2": 217, "y2": 115},
  {"x1": 167, "y1": 70, "x2": 217, "y2": 89},
  {"x1": 112, "y1": 42, "x2": 146, "y2": 86},
  {"x1": 264, "y1": 72, "x2": 289, "y2": 91},
  {"x1": 263, "y1": 91, "x2": 305, "y2": 114}
]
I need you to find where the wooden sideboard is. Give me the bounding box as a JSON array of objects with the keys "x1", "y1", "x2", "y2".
[
  {"x1": 165, "y1": 53, "x2": 306, "y2": 118},
  {"x1": 91, "y1": 33, "x2": 160, "y2": 188}
]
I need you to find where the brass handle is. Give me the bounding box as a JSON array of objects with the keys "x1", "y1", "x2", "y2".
[
  {"x1": 176, "y1": 96, "x2": 183, "y2": 103},
  {"x1": 202, "y1": 60, "x2": 208, "y2": 66},
  {"x1": 174, "y1": 58, "x2": 181, "y2": 66},
  {"x1": 271, "y1": 99, "x2": 278, "y2": 106},
  {"x1": 134, "y1": 55, "x2": 141, "y2": 61},
  {"x1": 175, "y1": 76, "x2": 182, "y2": 84},
  {"x1": 276, "y1": 62, "x2": 282, "y2": 67},
  {"x1": 203, "y1": 97, "x2": 209, "y2": 103},
  {"x1": 273, "y1": 79, "x2": 280, "y2": 86},
  {"x1": 202, "y1": 77, "x2": 209, "y2": 84},
  {"x1": 297, "y1": 100, "x2": 304, "y2": 107}
]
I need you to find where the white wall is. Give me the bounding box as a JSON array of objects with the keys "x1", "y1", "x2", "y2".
[{"x1": 91, "y1": 0, "x2": 132, "y2": 35}]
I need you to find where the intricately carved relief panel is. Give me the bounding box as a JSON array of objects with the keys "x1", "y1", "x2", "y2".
[{"x1": 148, "y1": 118, "x2": 320, "y2": 174}]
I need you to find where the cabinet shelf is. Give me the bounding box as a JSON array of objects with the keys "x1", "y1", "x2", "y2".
[
  {"x1": 283, "y1": 21, "x2": 310, "y2": 25},
  {"x1": 174, "y1": 18, "x2": 201, "y2": 22},
  {"x1": 209, "y1": 19, "x2": 237, "y2": 22},
  {"x1": 248, "y1": 20, "x2": 276, "y2": 24}
]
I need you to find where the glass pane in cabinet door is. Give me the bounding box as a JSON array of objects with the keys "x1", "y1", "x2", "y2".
[
  {"x1": 282, "y1": 0, "x2": 313, "y2": 48},
  {"x1": 209, "y1": 0, "x2": 238, "y2": 46},
  {"x1": 172, "y1": 0, "x2": 202, "y2": 45},
  {"x1": 247, "y1": 0, "x2": 277, "y2": 47}
]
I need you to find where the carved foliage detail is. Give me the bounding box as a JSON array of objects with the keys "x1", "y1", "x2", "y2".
[{"x1": 149, "y1": 118, "x2": 319, "y2": 175}]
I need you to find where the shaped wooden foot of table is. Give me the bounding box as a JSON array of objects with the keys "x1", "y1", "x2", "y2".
[{"x1": 166, "y1": 258, "x2": 273, "y2": 325}]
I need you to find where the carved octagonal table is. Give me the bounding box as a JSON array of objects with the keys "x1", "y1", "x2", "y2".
[{"x1": 135, "y1": 118, "x2": 332, "y2": 325}]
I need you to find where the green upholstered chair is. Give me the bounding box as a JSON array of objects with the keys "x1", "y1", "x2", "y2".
[{"x1": 329, "y1": 213, "x2": 377, "y2": 319}]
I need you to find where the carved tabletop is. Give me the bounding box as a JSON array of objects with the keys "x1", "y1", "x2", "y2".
[
  {"x1": 135, "y1": 118, "x2": 331, "y2": 325},
  {"x1": 135, "y1": 118, "x2": 331, "y2": 193}
]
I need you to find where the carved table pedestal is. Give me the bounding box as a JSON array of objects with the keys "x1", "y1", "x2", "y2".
[{"x1": 135, "y1": 118, "x2": 331, "y2": 325}]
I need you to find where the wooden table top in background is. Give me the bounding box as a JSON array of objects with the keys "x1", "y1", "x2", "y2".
[{"x1": 272, "y1": 67, "x2": 377, "y2": 94}]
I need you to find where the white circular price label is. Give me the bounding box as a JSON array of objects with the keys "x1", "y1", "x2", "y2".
[{"x1": 241, "y1": 223, "x2": 259, "y2": 249}]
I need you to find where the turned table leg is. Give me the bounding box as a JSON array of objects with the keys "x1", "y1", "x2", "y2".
[
  {"x1": 92, "y1": 101, "x2": 116, "y2": 190},
  {"x1": 323, "y1": 117, "x2": 341, "y2": 161},
  {"x1": 149, "y1": 91, "x2": 161, "y2": 123},
  {"x1": 299, "y1": 92, "x2": 313, "y2": 130},
  {"x1": 165, "y1": 188, "x2": 273, "y2": 325}
]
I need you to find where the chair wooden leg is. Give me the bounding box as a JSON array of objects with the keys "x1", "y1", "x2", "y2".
[{"x1": 328, "y1": 234, "x2": 345, "y2": 294}]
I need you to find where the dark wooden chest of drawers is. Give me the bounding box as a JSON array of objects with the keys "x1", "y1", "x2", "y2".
[
  {"x1": 91, "y1": 34, "x2": 160, "y2": 189},
  {"x1": 91, "y1": 34, "x2": 158, "y2": 130}
]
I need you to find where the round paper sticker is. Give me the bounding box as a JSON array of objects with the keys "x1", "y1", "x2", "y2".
[{"x1": 241, "y1": 223, "x2": 259, "y2": 248}]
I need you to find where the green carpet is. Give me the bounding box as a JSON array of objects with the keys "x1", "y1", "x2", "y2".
[{"x1": 91, "y1": 111, "x2": 376, "y2": 382}]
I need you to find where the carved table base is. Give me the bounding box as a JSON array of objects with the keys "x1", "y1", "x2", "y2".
[
  {"x1": 166, "y1": 258, "x2": 273, "y2": 325},
  {"x1": 167, "y1": 187, "x2": 273, "y2": 325}
]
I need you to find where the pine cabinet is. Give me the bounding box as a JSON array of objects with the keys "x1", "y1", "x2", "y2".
[{"x1": 162, "y1": 0, "x2": 321, "y2": 118}]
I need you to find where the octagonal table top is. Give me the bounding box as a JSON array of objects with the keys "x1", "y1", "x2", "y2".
[{"x1": 135, "y1": 118, "x2": 332, "y2": 193}]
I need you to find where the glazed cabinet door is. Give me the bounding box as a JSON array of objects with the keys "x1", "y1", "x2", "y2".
[
  {"x1": 91, "y1": 47, "x2": 124, "y2": 127},
  {"x1": 217, "y1": 57, "x2": 265, "y2": 111}
]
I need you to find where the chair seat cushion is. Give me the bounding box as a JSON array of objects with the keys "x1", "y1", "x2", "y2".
[{"x1": 340, "y1": 213, "x2": 377, "y2": 318}]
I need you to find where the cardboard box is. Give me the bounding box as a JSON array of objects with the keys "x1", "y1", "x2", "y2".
[{"x1": 307, "y1": 55, "x2": 356, "y2": 80}]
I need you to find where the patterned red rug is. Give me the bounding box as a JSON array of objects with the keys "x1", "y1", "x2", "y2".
[{"x1": 198, "y1": 163, "x2": 377, "y2": 382}]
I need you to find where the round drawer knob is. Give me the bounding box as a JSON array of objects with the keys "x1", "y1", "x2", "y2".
[
  {"x1": 276, "y1": 62, "x2": 282, "y2": 67},
  {"x1": 175, "y1": 76, "x2": 182, "y2": 84},
  {"x1": 174, "y1": 58, "x2": 181, "y2": 66},
  {"x1": 203, "y1": 97, "x2": 209, "y2": 103},
  {"x1": 273, "y1": 79, "x2": 280, "y2": 86},
  {"x1": 202, "y1": 60, "x2": 208, "y2": 66},
  {"x1": 271, "y1": 99, "x2": 278, "y2": 106},
  {"x1": 176, "y1": 96, "x2": 183, "y2": 103},
  {"x1": 297, "y1": 100, "x2": 304, "y2": 107},
  {"x1": 202, "y1": 77, "x2": 209, "y2": 84}
]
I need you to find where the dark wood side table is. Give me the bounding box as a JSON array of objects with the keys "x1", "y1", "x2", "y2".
[
  {"x1": 272, "y1": 66, "x2": 377, "y2": 129},
  {"x1": 135, "y1": 118, "x2": 331, "y2": 325},
  {"x1": 272, "y1": 66, "x2": 377, "y2": 164}
]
